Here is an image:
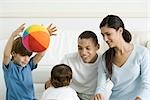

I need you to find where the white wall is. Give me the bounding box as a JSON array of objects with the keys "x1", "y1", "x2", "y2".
[
  {"x1": 0, "y1": 0, "x2": 149, "y2": 99},
  {"x1": 0, "y1": 0, "x2": 149, "y2": 18}
]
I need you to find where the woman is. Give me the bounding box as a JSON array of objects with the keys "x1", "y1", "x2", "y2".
[{"x1": 94, "y1": 15, "x2": 150, "y2": 100}]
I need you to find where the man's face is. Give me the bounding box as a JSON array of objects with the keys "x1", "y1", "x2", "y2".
[{"x1": 78, "y1": 38, "x2": 99, "y2": 63}]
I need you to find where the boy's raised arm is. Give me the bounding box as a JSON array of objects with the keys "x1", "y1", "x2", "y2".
[{"x1": 3, "y1": 23, "x2": 25, "y2": 65}]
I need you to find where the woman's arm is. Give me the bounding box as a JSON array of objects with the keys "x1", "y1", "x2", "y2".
[
  {"x1": 94, "y1": 55, "x2": 110, "y2": 100},
  {"x1": 136, "y1": 48, "x2": 150, "y2": 99}
]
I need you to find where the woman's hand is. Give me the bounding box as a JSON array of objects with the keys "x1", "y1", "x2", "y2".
[
  {"x1": 93, "y1": 93, "x2": 105, "y2": 100},
  {"x1": 47, "y1": 24, "x2": 57, "y2": 36}
]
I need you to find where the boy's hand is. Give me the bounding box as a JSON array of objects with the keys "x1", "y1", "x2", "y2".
[
  {"x1": 12, "y1": 23, "x2": 25, "y2": 37},
  {"x1": 47, "y1": 24, "x2": 57, "y2": 36}
]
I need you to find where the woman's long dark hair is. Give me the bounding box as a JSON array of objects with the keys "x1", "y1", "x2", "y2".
[{"x1": 100, "y1": 15, "x2": 132, "y2": 77}]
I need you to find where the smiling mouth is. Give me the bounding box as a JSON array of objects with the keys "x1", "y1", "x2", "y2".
[
  {"x1": 82, "y1": 56, "x2": 88, "y2": 59},
  {"x1": 21, "y1": 62, "x2": 27, "y2": 65}
]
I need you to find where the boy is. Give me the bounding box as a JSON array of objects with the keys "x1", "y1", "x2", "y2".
[
  {"x1": 41, "y1": 64, "x2": 80, "y2": 100},
  {"x1": 2, "y1": 23, "x2": 57, "y2": 100}
]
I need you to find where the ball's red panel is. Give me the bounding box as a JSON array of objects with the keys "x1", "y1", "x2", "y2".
[{"x1": 22, "y1": 24, "x2": 50, "y2": 52}]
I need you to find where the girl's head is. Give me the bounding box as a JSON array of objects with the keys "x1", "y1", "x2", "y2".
[
  {"x1": 100, "y1": 15, "x2": 132, "y2": 48},
  {"x1": 11, "y1": 37, "x2": 32, "y2": 67},
  {"x1": 78, "y1": 31, "x2": 100, "y2": 63},
  {"x1": 51, "y1": 64, "x2": 72, "y2": 88}
]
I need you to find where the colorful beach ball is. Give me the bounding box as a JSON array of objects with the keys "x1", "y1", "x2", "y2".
[{"x1": 22, "y1": 24, "x2": 50, "y2": 52}]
